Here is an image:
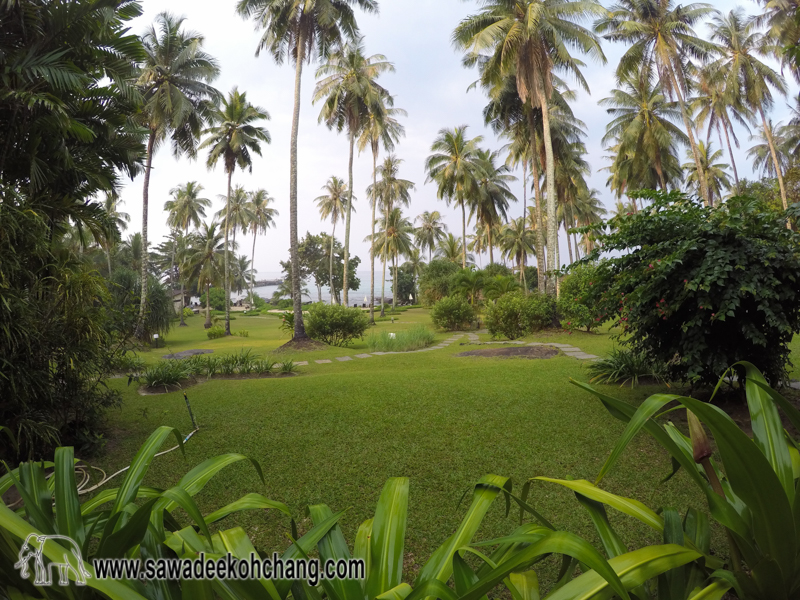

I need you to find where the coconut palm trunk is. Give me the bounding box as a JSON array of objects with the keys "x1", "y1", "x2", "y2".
[
  {"x1": 720, "y1": 122, "x2": 740, "y2": 193},
  {"x1": 342, "y1": 132, "x2": 356, "y2": 307},
  {"x1": 538, "y1": 96, "x2": 559, "y2": 295},
  {"x1": 369, "y1": 149, "x2": 378, "y2": 323},
  {"x1": 528, "y1": 113, "x2": 546, "y2": 294},
  {"x1": 329, "y1": 220, "x2": 337, "y2": 303},
  {"x1": 380, "y1": 243, "x2": 386, "y2": 317},
  {"x1": 392, "y1": 253, "x2": 397, "y2": 312},
  {"x1": 488, "y1": 227, "x2": 494, "y2": 265},
  {"x1": 759, "y1": 108, "x2": 789, "y2": 211},
  {"x1": 460, "y1": 197, "x2": 467, "y2": 269},
  {"x1": 289, "y1": 43, "x2": 308, "y2": 339},
  {"x1": 136, "y1": 131, "x2": 156, "y2": 339},
  {"x1": 250, "y1": 228, "x2": 258, "y2": 306},
  {"x1": 223, "y1": 170, "x2": 233, "y2": 336},
  {"x1": 564, "y1": 219, "x2": 574, "y2": 264},
  {"x1": 669, "y1": 69, "x2": 711, "y2": 205}
]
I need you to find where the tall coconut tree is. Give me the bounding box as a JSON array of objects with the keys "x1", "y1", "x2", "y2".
[
  {"x1": 368, "y1": 155, "x2": 414, "y2": 316},
  {"x1": 414, "y1": 211, "x2": 448, "y2": 262},
  {"x1": 682, "y1": 141, "x2": 733, "y2": 204},
  {"x1": 357, "y1": 97, "x2": 406, "y2": 323},
  {"x1": 184, "y1": 222, "x2": 225, "y2": 329},
  {"x1": 748, "y1": 120, "x2": 793, "y2": 180},
  {"x1": 403, "y1": 247, "x2": 426, "y2": 302},
  {"x1": 454, "y1": 0, "x2": 607, "y2": 294},
  {"x1": 707, "y1": 8, "x2": 789, "y2": 209},
  {"x1": 313, "y1": 37, "x2": 393, "y2": 307},
  {"x1": 373, "y1": 207, "x2": 415, "y2": 312},
  {"x1": 200, "y1": 87, "x2": 271, "y2": 335},
  {"x1": 573, "y1": 187, "x2": 607, "y2": 254},
  {"x1": 596, "y1": 0, "x2": 719, "y2": 205},
  {"x1": 436, "y1": 233, "x2": 475, "y2": 265},
  {"x1": 236, "y1": 0, "x2": 378, "y2": 341},
  {"x1": 101, "y1": 194, "x2": 130, "y2": 277},
  {"x1": 425, "y1": 126, "x2": 482, "y2": 269},
  {"x1": 471, "y1": 149, "x2": 517, "y2": 264},
  {"x1": 500, "y1": 217, "x2": 536, "y2": 288},
  {"x1": 246, "y1": 189, "x2": 278, "y2": 303},
  {"x1": 136, "y1": 12, "x2": 220, "y2": 337},
  {"x1": 314, "y1": 176, "x2": 349, "y2": 303},
  {"x1": 165, "y1": 181, "x2": 211, "y2": 326},
  {"x1": 216, "y1": 185, "x2": 254, "y2": 252}
]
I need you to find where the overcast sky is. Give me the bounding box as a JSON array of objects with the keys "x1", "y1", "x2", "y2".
[{"x1": 119, "y1": 0, "x2": 793, "y2": 276}]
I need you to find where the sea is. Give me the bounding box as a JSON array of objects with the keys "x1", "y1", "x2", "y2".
[{"x1": 231, "y1": 270, "x2": 400, "y2": 306}]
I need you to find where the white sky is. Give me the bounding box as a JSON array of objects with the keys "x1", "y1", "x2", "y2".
[{"x1": 119, "y1": 0, "x2": 794, "y2": 275}]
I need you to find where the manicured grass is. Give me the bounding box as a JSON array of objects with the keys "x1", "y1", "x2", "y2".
[{"x1": 100, "y1": 309, "x2": 724, "y2": 587}]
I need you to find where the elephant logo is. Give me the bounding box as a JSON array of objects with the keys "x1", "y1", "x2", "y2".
[{"x1": 14, "y1": 534, "x2": 91, "y2": 586}]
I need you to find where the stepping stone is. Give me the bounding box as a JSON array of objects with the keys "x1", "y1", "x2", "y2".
[
  {"x1": 549, "y1": 343, "x2": 576, "y2": 348},
  {"x1": 295, "y1": 361, "x2": 308, "y2": 366},
  {"x1": 336, "y1": 356, "x2": 353, "y2": 362},
  {"x1": 355, "y1": 354, "x2": 372, "y2": 359},
  {"x1": 573, "y1": 353, "x2": 599, "y2": 360},
  {"x1": 561, "y1": 348, "x2": 582, "y2": 353},
  {"x1": 315, "y1": 359, "x2": 332, "y2": 364},
  {"x1": 527, "y1": 342, "x2": 545, "y2": 346},
  {"x1": 372, "y1": 352, "x2": 387, "y2": 356}
]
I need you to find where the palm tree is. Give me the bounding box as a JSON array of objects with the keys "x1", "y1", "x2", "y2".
[
  {"x1": 707, "y1": 8, "x2": 789, "y2": 209},
  {"x1": 596, "y1": 0, "x2": 719, "y2": 205},
  {"x1": 374, "y1": 208, "x2": 414, "y2": 312},
  {"x1": 246, "y1": 189, "x2": 278, "y2": 302},
  {"x1": 573, "y1": 187, "x2": 607, "y2": 254},
  {"x1": 601, "y1": 74, "x2": 688, "y2": 192},
  {"x1": 452, "y1": 268, "x2": 485, "y2": 306},
  {"x1": 232, "y1": 255, "x2": 255, "y2": 296},
  {"x1": 136, "y1": 13, "x2": 220, "y2": 337},
  {"x1": 216, "y1": 185, "x2": 254, "y2": 253},
  {"x1": 454, "y1": 0, "x2": 607, "y2": 294},
  {"x1": 414, "y1": 211, "x2": 448, "y2": 262},
  {"x1": 101, "y1": 194, "x2": 130, "y2": 276},
  {"x1": 236, "y1": 0, "x2": 378, "y2": 341},
  {"x1": 165, "y1": 181, "x2": 211, "y2": 326},
  {"x1": 682, "y1": 142, "x2": 732, "y2": 204},
  {"x1": 748, "y1": 120, "x2": 793, "y2": 180},
  {"x1": 315, "y1": 176, "x2": 349, "y2": 303},
  {"x1": 471, "y1": 149, "x2": 517, "y2": 264},
  {"x1": 500, "y1": 218, "x2": 536, "y2": 288},
  {"x1": 357, "y1": 98, "x2": 406, "y2": 323},
  {"x1": 313, "y1": 36, "x2": 393, "y2": 308},
  {"x1": 200, "y1": 87, "x2": 270, "y2": 335},
  {"x1": 425, "y1": 126, "x2": 482, "y2": 269},
  {"x1": 183, "y1": 222, "x2": 225, "y2": 329},
  {"x1": 368, "y1": 155, "x2": 414, "y2": 316},
  {"x1": 436, "y1": 233, "x2": 475, "y2": 266},
  {"x1": 402, "y1": 247, "x2": 426, "y2": 302}
]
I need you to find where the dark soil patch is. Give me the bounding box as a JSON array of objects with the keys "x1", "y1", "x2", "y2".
[
  {"x1": 276, "y1": 338, "x2": 328, "y2": 352},
  {"x1": 138, "y1": 372, "x2": 296, "y2": 395},
  {"x1": 455, "y1": 347, "x2": 558, "y2": 359},
  {"x1": 163, "y1": 349, "x2": 214, "y2": 360}
]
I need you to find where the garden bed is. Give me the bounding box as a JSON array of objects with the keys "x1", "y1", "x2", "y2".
[{"x1": 454, "y1": 347, "x2": 558, "y2": 359}]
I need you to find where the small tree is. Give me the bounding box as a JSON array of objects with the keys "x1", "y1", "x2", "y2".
[
  {"x1": 558, "y1": 262, "x2": 604, "y2": 333},
  {"x1": 589, "y1": 190, "x2": 800, "y2": 385}
]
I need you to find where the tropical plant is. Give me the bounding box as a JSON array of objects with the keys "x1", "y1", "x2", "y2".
[
  {"x1": 471, "y1": 149, "x2": 517, "y2": 264},
  {"x1": 366, "y1": 325, "x2": 436, "y2": 352},
  {"x1": 216, "y1": 185, "x2": 255, "y2": 253},
  {"x1": 588, "y1": 190, "x2": 800, "y2": 386},
  {"x1": 452, "y1": 268, "x2": 486, "y2": 306},
  {"x1": 100, "y1": 194, "x2": 131, "y2": 277},
  {"x1": 485, "y1": 291, "x2": 554, "y2": 339},
  {"x1": 201, "y1": 87, "x2": 271, "y2": 336},
  {"x1": 435, "y1": 233, "x2": 475, "y2": 266},
  {"x1": 305, "y1": 303, "x2": 370, "y2": 347},
  {"x1": 314, "y1": 36, "x2": 393, "y2": 307},
  {"x1": 425, "y1": 126, "x2": 482, "y2": 269},
  {"x1": 431, "y1": 296, "x2": 475, "y2": 331},
  {"x1": 237, "y1": 0, "x2": 378, "y2": 341},
  {"x1": 557, "y1": 261, "x2": 604, "y2": 333},
  {"x1": 455, "y1": 0, "x2": 607, "y2": 293},
  {"x1": 372, "y1": 207, "x2": 415, "y2": 312},
  {"x1": 585, "y1": 347, "x2": 669, "y2": 386},
  {"x1": 136, "y1": 12, "x2": 220, "y2": 337},
  {"x1": 415, "y1": 211, "x2": 448, "y2": 262},
  {"x1": 183, "y1": 222, "x2": 225, "y2": 329},
  {"x1": 316, "y1": 176, "x2": 349, "y2": 303},
  {"x1": 484, "y1": 274, "x2": 522, "y2": 300},
  {"x1": 418, "y1": 260, "x2": 461, "y2": 306},
  {"x1": 681, "y1": 141, "x2": 733, "y2": 204},
  {"x1": 246, "y1": 189, "x2": 278, "y2": 301},
  {"x1": 499, "y1": 218, "x2": 536, "y2": 288}
]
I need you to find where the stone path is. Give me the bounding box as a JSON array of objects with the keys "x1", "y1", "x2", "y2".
[{"x1": 281, "y1": 332, "x2": 600, "y2": 371}]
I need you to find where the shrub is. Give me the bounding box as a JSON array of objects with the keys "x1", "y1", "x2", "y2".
[
  {"x1": 279, "y1": 311, "x2": 294, "y2": 336},
  {"x1": 246, "y1": 293, "x2": 267, "y2": 309},
  {"x1": 558, "y1": 262, "x2": 604, "y2": 333},
  {"x1": 141, "y1": 361, "x2": 189, "y2": 389},
  {"x1": 235, "y1": 329, "x2": 250, "y2": 338},
  {"x1": 367, "y1": 325, "x2": 436, "y2": 352},
  {"x1": 418, "y1": 259, "x2": 460, "y2": 305},
  {"x1": 485, "y1": 291, "x2": 554, "y2": 340},
  {"x1": 590, "y1": 190, "x2": 800, "y2": 385},
  {"x1": 482, "y1": 263, "x2": 512, "y2": 278},
  {"x1": 114, "y1": 352, "x2": 144, "y2": 374},
  {"x1": 182, "y1": 306, "x2": 194, "y2": 318},
  {"x1": 305, "y1": 303, "x2": 369, "y2": 347},
  {"x1": 586, "y1": 347, "x2": 669, "y2": 387},
  {"x1": 200, "y1": 286, "x2": 226, "y2": 311},
  {"x1": 254, "y1": 357, "x2": 276, "y2": 375},
  {"x1": 279, "y1": 359, "x2": 298, "y2": 373},
  {"x1": 206, "y1": 326, "x2": 225, "y2": 340},
  {"x1": 275, "y1": 298, "x2": 293, "y2": 310},
  {"x1": 484, "y1": 275, "x2": 522, "y2": 300},
  {"x1": 430, "y1": 295, "x2": 474, "y2": 331}
]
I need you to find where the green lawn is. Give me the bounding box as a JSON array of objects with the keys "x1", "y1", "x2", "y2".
[{"x1": 97, "y1": 309, "x2": 799, "y2": 586}]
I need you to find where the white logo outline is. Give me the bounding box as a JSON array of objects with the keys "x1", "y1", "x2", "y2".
[{"x1": 14, "y1": 533, "x2": 92, "y2": 586}]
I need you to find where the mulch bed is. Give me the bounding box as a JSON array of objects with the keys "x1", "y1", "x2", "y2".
[
  {"x1": 275, "y1": 338, "x2": 329, "y2": 352},
  {"x1": 454, "y1": 347, "x2": 558, "y2": 359},
  {"x1": 162, "y1": 349, "x2": 214, "y2": 360}
]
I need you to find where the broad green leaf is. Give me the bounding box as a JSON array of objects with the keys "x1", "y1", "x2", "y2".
[
  {"x1": 355, "y1": 518, "x2": 374, "y2": 577},
  {"x1": 686, "y1": 581, "x2": 731, "y2": 600},
  {"x1": 507, "y1": 570, "x2": 540, "y2": 600},
  {"x1": 459, "y1": 531, "x2": 630, "y2": 600},
  {"x1": 204, "y1": 493, "x2": 291, "y2": 525},
  {"x1": 736, "y1": 362, "x2": 794, "y2": 502},
  {"x1": 217, "y1": 527, "x2": 282, "y2": 600},
  {"x1": 0, "y1": 426, "x2": 17, "y2": 453},
  {"x1": 367, "y1": 477, "x2": 409, "y2": 599},
  {"x1": 416, "y1": 475, "x2": 510, "y2": 587},
  {"x1": 574, "y1": 493, "x2": 627, "y2": 559},
  {"x1": 80, "y1": 486, "x2": 162, "y2": 515},
  {"x1": 377, "y1": 583, "x2": 413, "y2": 600},
  {"x1": 95, "y1": 497, "x2": 159, "y2": 559},
  {"x1": 545, "y1": 545, "x2": 700, "y2": 600},
  {"x1": 452, "y1": 552, "x2": 487, "y2": 600},
  {"x1": 405, "y1": 579, "x2": 458, "y2": 600},
  {"x1": 111, "y1": 426, "x2": 184, "y2": 518},
  {"x1": 4, "y1": 463, "x2": 54, "y2": 536},
  {"x1": 54, "y1": 447, "x2": 84, "y2": 547},
  {"x1": 750, "y1": 557, "x2": 787, "y2": 600},
  {"x1": 308, "y1": 503, "x2": 365, "y2": 600},
  {"x1": 161, "y1": 486, "x2": 212, "y2": 541}
]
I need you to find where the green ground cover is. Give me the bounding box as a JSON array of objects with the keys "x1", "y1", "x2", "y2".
[{"x1": 97, "y1": 309, "x2": 745, "y2": 584}]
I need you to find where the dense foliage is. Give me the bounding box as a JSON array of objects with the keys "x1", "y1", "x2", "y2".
[
  {"x1": 557, "y1": 262, "x2": 603, "y2": 333},
  {"x1": 305, "y1": 303, "x2": 370, "y2": 347},
  {"x1": 418, "y1": 259, "x2": 460, "y2": 305},
  {"x1": 200, "y1": 286, "x2": 227, "y2": 311},
  {"x1": 430, "y1": 295, "x2": 475, "y2": 331},
  {"x1": 485, "y1": 291, "x2": 554, "y2": 340},
  {"x1": 587, "y1": 191, "x2": 800, "y2": 385},
  {"x1": 109, "y1": 268, "x2": 173, "y2": 339}
]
